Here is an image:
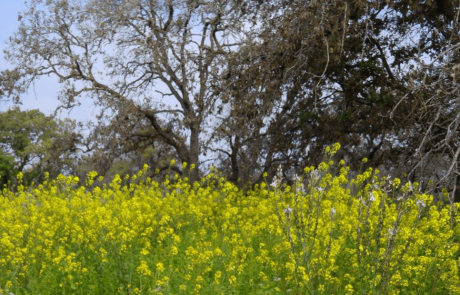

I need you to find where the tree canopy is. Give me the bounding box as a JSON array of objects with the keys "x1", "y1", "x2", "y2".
[
  {"x1": 0, "y1": 107, "x2": 80, "y2": 187},
  {"x1": 1, "y1": 0, "x2": 460, "y2": 201}
]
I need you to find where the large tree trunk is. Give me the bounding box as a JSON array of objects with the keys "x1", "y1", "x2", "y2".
[{"x1": 188, "y1": 127, "x2": 200, "y2": 184}]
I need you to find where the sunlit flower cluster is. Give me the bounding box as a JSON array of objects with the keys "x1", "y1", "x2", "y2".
[{"x1": 1, "y1": 149, "x2": 459, "y2": 294}]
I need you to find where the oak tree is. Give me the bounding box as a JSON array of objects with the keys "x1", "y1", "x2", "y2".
[
  {"x1": 216, "y1": 0, "x2": 460, "y2": 201},
  {"x1": 1, "y1": 0, "x2": 252, "y2": 183},
  {"x1": 2, "y1": 0, "x2": 460, "y2": 203}
]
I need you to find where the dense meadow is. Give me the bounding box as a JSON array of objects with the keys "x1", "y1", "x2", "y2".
[{"x1": 1, "y1": 144, "x2": 460, "y2": 294}]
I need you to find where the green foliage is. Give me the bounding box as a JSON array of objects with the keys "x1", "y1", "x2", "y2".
[
  {"x1": 366, "y1": 91, "x2": 394, "y2": 108},
  {"x1": 359, "y1": 58, "x2": 380, "y2": 69},
  {"x1": 0, "y1": 149, "x2": 15, "y2": 185},
  {"x1": 0, "y1": 107, "x2": 78, "y2": 188},
  {"x1": 336, "y1": 111, "x2": 351, "y2": 122},
  {"x1": 299, "y1": 111, "x2": 320, "y2": 124}
]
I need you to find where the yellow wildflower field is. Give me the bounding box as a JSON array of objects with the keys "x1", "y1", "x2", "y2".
[{"x1": 1, "y1": 147, "x2": 460, "y2": 294}]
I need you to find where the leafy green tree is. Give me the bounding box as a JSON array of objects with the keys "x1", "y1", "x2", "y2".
[
  {"x1": 0, "y1": 107, "x2": 81, "y2": 187},
  {"x1": 0, "y1": 149, "x2": 15, "y2": 187}
]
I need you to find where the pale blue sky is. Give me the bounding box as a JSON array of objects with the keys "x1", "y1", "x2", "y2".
[{"x1": 0, "y1": 0, "x2": 94, "y2": 123}]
